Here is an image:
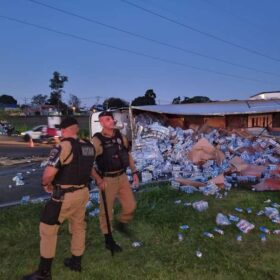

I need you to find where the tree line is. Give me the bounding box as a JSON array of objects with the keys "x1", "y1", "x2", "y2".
[{"x1": 1, "y1": 71, "x2": 211, "y2": 114}]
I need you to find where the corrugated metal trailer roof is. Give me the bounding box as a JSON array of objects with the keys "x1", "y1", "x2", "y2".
[{"x1": 132, "y1": 99, "x2": 280, "y2": 116}]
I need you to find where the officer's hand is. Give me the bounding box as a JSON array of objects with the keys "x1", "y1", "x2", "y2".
[
  {"x1": 97, "y1": 180, "x2": 107, "y2": 191},
  {"x1": 132, "y1": 174, "x2": 139, "y2": 188},
  {"x1": 43, "y1": 184, "x2": 53, "y2": 193}
]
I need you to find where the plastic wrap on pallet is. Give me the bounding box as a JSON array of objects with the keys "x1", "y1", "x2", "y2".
[
  {"x1": 240, "y1": 151, "x2": 252, "y2": 163},
  {"x1": 264, "y1": 207, "x2": 279, "y2": 220},
  {"x1": 141, "y1": 171, "x2": 153, "y2": 183},
  {"x1": 179, "y1": 185, "x2": 198, "y2": 194},
  {"x1": 192, "y1": 200, "x2": 209, "y2": 212},
  {"x1": 131, "y1": 117, "x2": 280, "y2": 186},
  {"x1": 236, "y1": 219, "x2": 255, "y2": 233},
  {"x1": 170, "y1": 181, "x2": 180, "y2": 190},
  {"x1": 161, "y1": 161, "x2": 173, "y2": 173},
  {"x1": 199, "y1": 183, "x2": 219, "y2": 196},
  {"x1": 267, "y1": 155, "x2": 279, "y2": 164},
  {"x1": 216, "y1": 213, "x2": 231, "y2": 226}
]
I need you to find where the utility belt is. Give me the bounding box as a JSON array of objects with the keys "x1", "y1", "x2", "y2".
[
  {"x1": 98, "y1": 169, "x2": 125, "y2": 178},
  {"x1": 40, "y1": 184, "x2": 87, "y2": 226},
  {"x1": 52, "y1": 184, "x2": 87, "y2": 200}
]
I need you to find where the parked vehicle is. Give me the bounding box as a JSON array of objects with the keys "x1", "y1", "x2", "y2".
[
  {"x1": 40, "y1": 126, "x2": 61, "y2": 143},
  {"x1": 40, "y1": 116, "x2": 62, "y2": 143},
  {"x1": 20, "y1": 115, "x2": 62, "y2": 143},
  {"x1": 20, "y1": 125, "x2": 47, "y2": 142}
]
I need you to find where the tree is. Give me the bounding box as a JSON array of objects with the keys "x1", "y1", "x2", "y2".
[
  {"x1": 172, "y1": 96, "x2": 181, "y2": 104},
  {"x1": 145, "y1": 89, "x2": 156, "y2": 99},
  {"x1": 180, "y1": 97, "x2": 190, "y2": 104},
  {"x1": 0, "y1": 94, "x2": 17, "y2": 105},
  {"x1": 31, "y1": 94, "x2": 48, "y2": 106},
  {"x1": 131, "y1": 89, "x2": 157, "y2": 106},
  {"x1": 131, "y1": 96, "x2": 153, "y2": 106},
  {"x1": 103, "y1": 98, "x2": 129, "y2": 110},
  {"x1": 68, "y1": 94, "x2": 81, "y2": 112},
  {"x1": 174, "y1": 96, "x2": 211, "y2": 104},
  {"x1": 48, "y1": 71, "x2": 68, "y2": 109},
  {"x1": 186, "y1": 96, "x2": 211, "y2": 103}
]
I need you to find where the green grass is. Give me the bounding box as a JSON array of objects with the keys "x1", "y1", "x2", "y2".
[{"x1": 1, "y1": 184, "x2": 280, "y2": 280}]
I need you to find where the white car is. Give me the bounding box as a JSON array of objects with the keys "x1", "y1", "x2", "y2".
[{"x1": 21, "y1": 125, "x2": 47, "y2": 142}]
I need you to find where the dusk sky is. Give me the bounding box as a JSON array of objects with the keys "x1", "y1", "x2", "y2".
[{"x1": 1, "y1": 0, "x2": 280, "y2": 107}]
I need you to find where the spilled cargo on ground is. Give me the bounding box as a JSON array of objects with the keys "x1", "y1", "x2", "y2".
[{"x1": 128, "y1": 100, "x2": 280, "y2": 193}]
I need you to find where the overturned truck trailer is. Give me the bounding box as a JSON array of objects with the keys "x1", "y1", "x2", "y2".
[
  {"x1": 131, "y1": 99, "x2": 280, "y2": 134},
  {"x1": 89, "y1": 99, "x2": 280, "y2": 144}
]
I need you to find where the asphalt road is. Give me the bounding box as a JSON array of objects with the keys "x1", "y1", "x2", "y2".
[
  {"x1": 0, "y1": 144, "x2": 50, "y2": 158},
  {"x1": 0, "y1": 135, "x2": 50, "y2": 157},
  {"x1": 0, "y1": 135, "x2": 52, "y2": 205}
]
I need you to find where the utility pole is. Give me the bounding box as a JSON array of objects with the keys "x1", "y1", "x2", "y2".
[
  {"x1": 24, "y1": 97, "x2": 28, "y2": 117},
  {"x1": 95, "y1": 96, "x2": 101, "y2": 105}
]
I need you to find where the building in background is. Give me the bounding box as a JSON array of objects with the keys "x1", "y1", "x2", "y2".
[{"x1": 250, "y1": 91, "x2": 280, "y2": 100}]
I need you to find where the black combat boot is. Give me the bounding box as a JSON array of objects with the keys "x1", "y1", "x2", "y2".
[
  {"x1": 22, "y1": 257, "x2": 52, "y2": 280},
  {"x1": 104, "y1": 234, "x2": 122, "y2": 253},
  {"x1": 64, "y1": 255, "x2": 82, "y2": 272},
  {"x1": 115, "y1": 221, "x2": 132, "y2": 237}
]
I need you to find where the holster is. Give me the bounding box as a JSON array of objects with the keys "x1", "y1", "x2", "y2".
[
  {"x1": 52, "y1": 185, "x2": 65, "y2": 200},
  {"x1": 40, "y1": 198, "x2": 62, "y2": 225},
  {"x1": 40, "y1": 185, "x2": 64, "y2": 225}
]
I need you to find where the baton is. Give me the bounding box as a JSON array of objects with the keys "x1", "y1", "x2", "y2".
[{"x1": 101, "y1": 189, "x2": 114, "y2": 257}]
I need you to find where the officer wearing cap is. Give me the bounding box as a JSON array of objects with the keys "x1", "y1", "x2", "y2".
[
  {"x1": 23, "y1": 117, "x2": 95, "y2": 280},
  {"x1": 91, "y1": 111, "x2": 139, "y2": 253}
]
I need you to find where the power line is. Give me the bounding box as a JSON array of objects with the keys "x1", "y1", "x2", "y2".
[
  {"x1": 65, "y1": 92, "x2": 105, "y2": 100},
  {"x1": 0, "y1": 15, "x2": 277, "y2": 86},
  {"x1": 120, "y1": 0, "x2": 280, "y2": 62},
  {"x1": 26, "y1": 0, "x2": 280, "y2": 78},
  {"x1": 200, "y1": 0, "x2": 272, "y2": 34}
]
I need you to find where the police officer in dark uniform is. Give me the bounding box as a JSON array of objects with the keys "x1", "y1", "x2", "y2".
[
  {"x1": 22, "y1": 117, "x2": 95, "y2": 280},
  {"x1": 91, "y1": 111, "x2": 139, "y2": 253}
]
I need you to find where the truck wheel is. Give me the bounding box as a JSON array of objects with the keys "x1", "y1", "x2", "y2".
[{"x1": 23, "y1": 134, "x2": 31, "y2": 142}]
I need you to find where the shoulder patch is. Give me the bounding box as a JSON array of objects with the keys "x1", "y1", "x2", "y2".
[{"x1": 47, "y1": 145, "x2": 62, "y2": 167}]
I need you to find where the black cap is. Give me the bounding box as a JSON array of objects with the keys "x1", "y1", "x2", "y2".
[
  {"x1": 60, "y1": 117, "x2": 78, "y2": 129},
  {"x1": 98, "y1": 111, "x2": 114, "y2": 119}
]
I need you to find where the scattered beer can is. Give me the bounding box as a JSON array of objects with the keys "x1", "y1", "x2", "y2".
[
  {"x1": 203, "y1": 232, "x2": 214, "y2": 239},
  {"x1": 236, "y1": 235, "x2": 242, "y2": 242},
  {"x1": 228, "y1": 214, "x2": 240, "y2": 223},
  {"x1": 174, "y1": 200, "x2": 182, "y2": 204},
  {"x1": 260, "y1": 234, "x2": 267, "y2": 242},
  {"x1": 132, "y1": 241, "x2": 142, "y2": 248},
  {"x1": 235, "y1": 207, "x2": 243, "y2": 213},
  {"x1": 196, "y1": 250, "x2": 202, "y2": 258},
  {"x1": 246, "y1": 208, "x2": 252, "y2": 214},
  {"x1": 177, "y1": 233, "x2": 184, "y2": 242},
  {"x1": 214, "y1": 227, "x2": 224, "y2": 235},
  {"x1": 256, "y1": 210, "x2": 264, "y2": 216},
  {"x1": 259, "y1": 226, "x2": 270, "y2": 234},
  {"x1": 179, "y1": 225, "x2": 189, "y2": 230}
]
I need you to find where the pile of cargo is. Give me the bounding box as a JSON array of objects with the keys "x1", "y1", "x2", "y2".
[{"x1": 131, "y1": 118, "x2": 280, "y2": 192}]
